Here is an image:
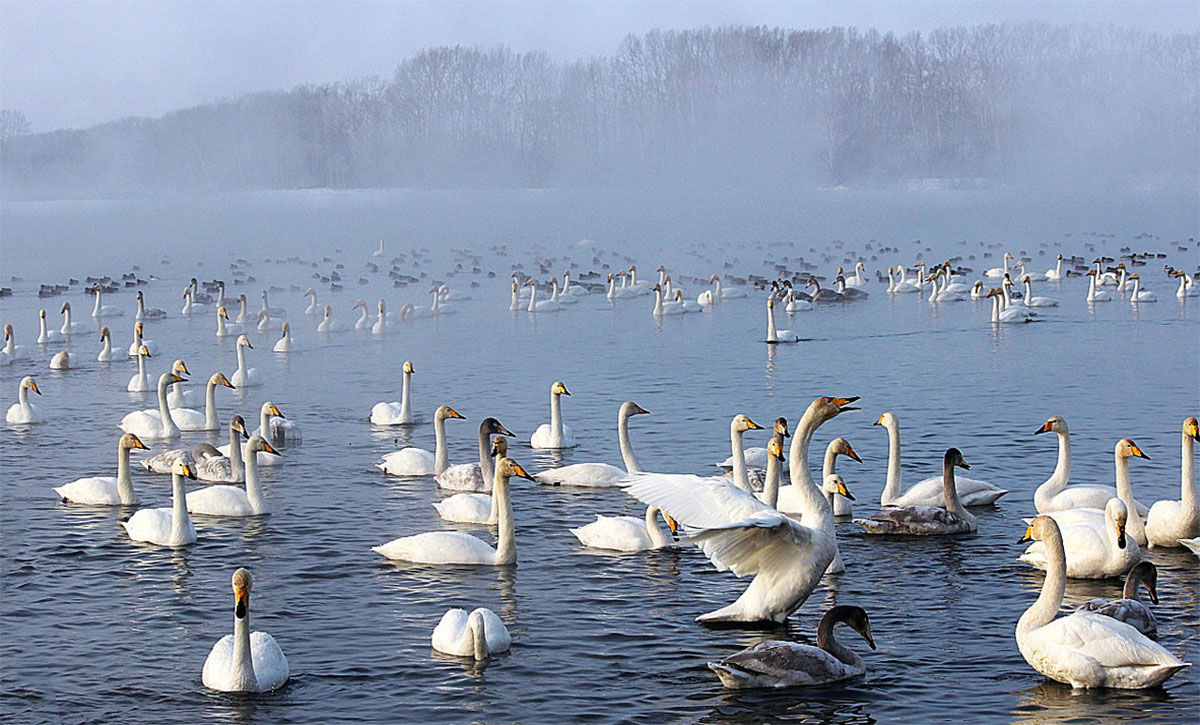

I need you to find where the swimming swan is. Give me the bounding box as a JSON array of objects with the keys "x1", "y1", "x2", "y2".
[
  {"x1": 89, "y1": 285, "x2": 125, "y2": 319},
  {"x1": 1019, "y1": 497, "x2": 1142, "y2": 579},
  {"x1": 1033, "y1": 417, "x2": 1149, "y2": 516},
  {"x1": 196, "y1": 416, "x2": 250, "y2": 482},
  {"x1": 855, "y1": 448, "x2": 978, "y2": 535},
  {"x1": 1035, "y1": 439, "x2": 1152, "y2": 546},
  {"x1": 370, "y1": 361, "x2": 416, "y2": 425},
  {"x1": 202, "y1": 568, "x2": 289, "y2": 692},
  {"x1": 230, "y1": 335, "x2": 261, "y2": 388},
  {"x1": 433, "y1": 437, "x2": 508, "y2": 523},
  {"x1": 6, "y1": 376, "x2": 44, "y2": 424},
  {"x1": 534, "y1": 401, "x2": 649, "y2": 487},
  {"x1": 1076, "y1": 561, "x2": 1159, "y2": 638},
  {"x1": 53, "y1": 433, "x2": 149, "y2": 505},
  {"x1": 120, "y1": 458, "x2": 198, "y2": 547},
  {"x1": 376, "y1": 405, "x2": 465, "y2": 476},
  {"x1": 436, "y1": 417, "x2": 516, "y2": 491},
  {"x1": 187, "y1": 436, "x2": 278, "y2": 516},
  {"x1": 874, "y1": 412, "x2": 1008, "y2": 506},
  {"x1": 765, "y1": 297, "x2": 798, "y2": 343},
  {"x1": 118, "y1": 372, "x2": 186, "y2": 439},
  {"x1": 169, "y1": 372, "x2": 236, "y2": 431},
  {"x1": 570, "y1": 505, "x2": 677, "y2": 552},
  {"x1": 1145, "y1": 416, "x2": 1199, "y2": 548},
  {"x1": 530, "y1": 381, "x2": 577, "y2": 448}
]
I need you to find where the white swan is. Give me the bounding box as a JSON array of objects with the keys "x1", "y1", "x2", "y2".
[
  {"x1": 1019, "y1": 498, "x2": 1141, "y2": 578},
  {"x1": 3, "y1": 323, "x2": 28, "y2": 359},
  {"x1": 230, "y1": 335, "x2": 261, "y2": 388},
  {"x1": 1045, "y1": 254, "x2": 1064, "y2": 280},
  {"x1": 1033, "y1": 417, "x2": 1150, "y2": 515},
  {"x1": 96, "y1": 326, "x2": 114, "y2": 362},
  {"x1": 119, "y1": 372, "x2": 185, "y2": 439},
  {"x1": 526, "y1": 279, "x2": 561, "y2": 313},
  {"x1": 202, "y1": 568, "x2": 289, "y2": 692},
  {"x1": 570, "y1": 506, "x2": 677, "y2": 552},
  {"x1": 1086, "y1": 270, "x2": 1113, "y2": 302},
  {"x1": 37, "y1": 310, "x2": 64, "y2": 344},
  {"x1": 889, "y1": 266, "x2": 919, "y2": 293},
  {"x1": 436, "y1": 417, "x2": 515, "y2": 491},
  {"x1": 1022, "y1": 275, "x2": 1058, "y2": 307},
  {"x1": 372, "y1": 457, "x2": 534, "y2": 565},
  {"x1": 984, "y1": 252, "x2": 1013, "y2": 279},
  {"x1": 708, "y1": 605, "x2": 875, "y2": 688},
  {"x1": 624, "y1": 396, "x2": 857, "y2": 623},
  {"x1": 765, "y1": 297, "x2": 798, "y2": 343},
  {"x1": 126, "y1": 320, "x2": 158, "y2": 357},
  {"x1": 6, "y1": 376, "x2": 44, "y2": 424},
  {"x1": 273, "y1": 322, "x2": 299, "y2": 352},
  {"x1": 303, "y1": 288, "x2": 319, "y2": 315},
  {"x1": 376, "y1": 405, "x2": 465, "y2": 476},
  {"x1": 534, "y1": 401, "x2": 649, "y2": 487},
  {"x1": 164, "y1": 359, "x2": 196, "y2": 408},
  {"x1": 673, "y1": 289, "x2": 701, "y2": 312},
  {"x1": 180, "y1": 286, "x2": 206, "y2": 316},
  {"x1": 135, "y1": 290, "x2": 167, "y2": 320},
  {"x1": 651, "y1": 283, "x2": 684, "y2": 316},
  {"x1": 1145, "y1": 416, "x2": 1199, "y2": 548},
  {"x1": 371, "y1": 299, "x2": 393, "y2": 334},
  {"x1": 352, "y1": 299, "x2": 372, "y2": 329},
  {"x1": 317, "y1": 304, "x2": 349, "y2": 333},
  {"x1": 169, "y1": 372, "x2": 236, "y2": 432},
  {"x1": 1037, "y1": 438, "x2": 1153, "y2": 547},
  {"x1": 873, "y1": 411, "x2": 1008, "y2": 506},
  {"x1": 218, "y1": 402, "x2": 285, "y2": 466},
  {"x1": 59, "y1": 302, "x2": 90, "y2": 335},
  {"x1": 1076, "y1": 561, "x2": 1159, "y2": 638},
  {"x1": 779, "y1": 437, "x2": 862, "y2": 516},
  {"x1": 1128, "y1": 274, "x2": 1157, "y2": 303},
  {"x1": 86, "y1": 284, "x2": 124, "y2": 318},
  {"x1": 431, "y1": 608, "x2": 511, "y2": 660},
  {"x1": 196, "y1": 416, "x2": 249, "y2": 482},
  {"x1": 530, "y1": 381, "x2": 577, "y2": 449},
  {"x1": 1015, "y1": 515, "x2": 1187, "y2": 688},
  {"x1": 53, "y1": 433, "x2": 149, "y2": 505},
  {"x1": 855, "y1": 448, "x2": 978, "y2": 535},
  {"x1": 120, "y1": 458, "x2": 198, "y2": 547},
  {"x1": 215, "y1": 305, "x2": 244, "y2": 337},
  {"x1": 433, "y1": 436, "x2": 509, "y2": 523},
  {"x1": 126, "y1": 345, "x2": 154, "y2": 392},
  {"x1": 720, "y1": 417, "x2": 790, "y2": 475},
  {"x1": 1175, "y1": 270, "x2": 1199, "y2": 298},
  {"x1": 370, "y1": 361, "x2": 416, "y2": 425},
  {"x1": 187, "y1": 436, "x2": 277, "y2": 516},
  {"x1": 989, "y1": 286, "x2": 1034, "y2": 323},
  {"x1": 49, "y1": 349, "x2": 70, "y2": 370}
]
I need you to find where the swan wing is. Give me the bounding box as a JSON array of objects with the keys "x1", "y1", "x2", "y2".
[
  {"x1": 476, "y1": 608, "x2": 511, "y2": 652},
  {"x1": 121, "y1": 507, "x2": 172, "y2": 543},
  {"x1": 250, "y1": 631, "x2": 289, "y2": 691},
  {"x1": 376, "y1": 447, "x2": 434, "y2": 476},
  {"x1": 431, "y1": 608, "x2": 471, "y2": 655},
  {"x1": 435, "y1": 463, "x2": 486, "y2": 491},
  {"x1": 186, "y1": 485, "x2": 253, "y2": 516},
  {"x1": 53, "y1": 477, "x2": 121, "y2": 505},
  {"x1": 433, "y1": 493, "x2": 492, "y2": 523},
  {"x1": 372, "y1": 531, "x2": 496, "y2": 564},
  {"x1": 535, "y1": 462, "x2": 624, "y2": 487},
  {"x1": 569, "y1": 515, "x2": 650, "y2": 551},
  {"x1": 202, "y1": 634, "x2": 235, "y2": 689},
  {"x1": 171, "y1": 407, "x2": 207, "y2": 431},
  {"x1": 1040, "y1": 613, "x2": 1184, "y2": 671}
]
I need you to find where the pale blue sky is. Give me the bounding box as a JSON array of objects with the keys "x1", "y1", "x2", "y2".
[{"x1": 2, "y1": 0, "x2": 1196, "y2": 133}]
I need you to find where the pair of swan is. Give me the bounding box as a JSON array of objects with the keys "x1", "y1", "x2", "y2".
[
  {"x1": 718, "y1": 416, "x2": 789, "y2": 475},
  {"x1": 433, "y1": 437, "x2": 509, "y2": 522},
  {"x1": 765, "y1": 297, "x2": 798, "y2": 343},
  {"x1": 1019, "y1": 497, "x2": 1141, "y2": 578},
  {"x1": 886, "y1": 266, "x2": 919, "y2": 294},
  {"x1": 1016, "y1": 516, "x2": 1188, "y2": 688},
  {"x1": 623, "y1": 396, "x2": 858, "y2": 623},
  {"x1": 1145, "y1": 416, "x2": 1199, "y2": 547},
  {"x1": 1036, "y1": 438, "x2": 1151, "y2": 550},
  {"x1": 1033, "y1": 417, "x2": 1150, "y2": 516},
  {"x1": 1077, "y1": 561, "x2": 1159, "y2": 638},
  {"x1": 854, "y1": 448, "x2": 978, "y2": 535},
  {"x1": 54, "y1": 432, "x2": 149, "y2": 505},
  {"x1": 370, "y1": 361, "x2": 415, "y2": 425},
  {"x1": 708, "y1": 605, "x2": 875, "y2": 688},
  {"x1": 988, "y1": 286, "x2": 1034, "y2": 323},
  {"x1": 120, "y1": 458, "x2": 198, "y2": 547},
  {"x1": 170, "y1": 372, "x2": 236, "y2": 431},
  {"x1": 202, "y1": 568, "x2": 289, "y2": 692},
  {"x1": 216, "y1": 402, "x2": 287, "y2": 465},
  {"x1": 373, "y1": 457, "x2": 535, "y2": 565},
  {"x1": 432, "y1": 607, "x2": 510, "y2": 660},
  {"x1": 874, "y1": 411, "x2": 1008, "y2": 506},
  {"x1": 530, "y1": 381, "x2": 576, "y2": 448},
  {"x1": 119, "y1": 372, "x2": 186, "y2": 439},
  {"x1": 187, "y1": 436, "x2": 277, "y2": 516},
  {"x1": 6, "y1": 376, "x2": 44, "y2": 424},
  {"x1": 535, "y1": 401, "x2": 648, "y2": 486}
]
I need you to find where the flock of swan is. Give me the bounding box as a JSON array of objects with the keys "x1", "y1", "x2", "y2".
[{"x1": 2, "y1": 243, "x2": 1197, "y2": 700}]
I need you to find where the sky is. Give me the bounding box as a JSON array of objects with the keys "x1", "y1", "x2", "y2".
[{"x1": 2, "y1": 0, "x2": 1197, "y2": 133}]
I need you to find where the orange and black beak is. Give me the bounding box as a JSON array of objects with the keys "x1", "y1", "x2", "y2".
[
  {"x1": 831, "y1": 396, "x2": 860, "y2": 411},
  {"x1": 1129, "y1": 444, "x2": 1149, "y2": 460},
  {"x1": 845, "y1": 444, "x2": 862, "y2": 464},
  {"x1": 511, "y1": 462, "x2": 536, "y2": 482},
  {"x1": 1034, "y1": 420, "x2": 1053, "y2": 435},
  {"x1": 234, "y1": 585, "x2": 248, "y2": 619}
]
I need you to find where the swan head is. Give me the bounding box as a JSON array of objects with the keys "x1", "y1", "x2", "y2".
[
  {"x1": 972, "y1": 281, "x2": 982, "y2": 290},
  {"x1": 1020, "y1": 514, "x2": 1060, "y2": 544},
  {"x1": 1102, "y1": 497, "x2": 1130, "y2": 549},
  {"x1": 1115, "y1": 438, "x2": 1149, "y2": 461},
  {"x1": 40, "y1": 309, "x2": 47, "y2": 320},
  {"x1": 305, "y1": 287, "x2": 315, "y2": 297},
  {"x1": 944, "y1": 447, "x2": 970, "y2": 470},
  {"x1": 1021, "y1": 274, "x2": 1031, "y2": 283},
  {"x1": 1129, "y1": 561, "x2": 1159, "y2": 604},
  {"x1": 524, "y1": 279, "x2": 534, "y2": 287},
  {"x1": 403, "y1": 361, "x2": 414, "y2": 374},
  {"x1": 137, "y1": 290, "x2": 144, "y2": 301},
  {"x1": 1034, "y1": 415, "x2": 1067, "y2": 435},
  {"x1": 1004, "y1": 252, "x2": 1013, "y2": 260},
  {"x1": 435, "y1": 405, "x2": 466, "y2": 422},
  {"x1": 709, "y1": 273, "x2": 718, "y2": 282},
  {"x1": 210, "y1": 372, "x2": 235, "y2": 390},
  {"x1": 60, "y1": 301, "x2": 71, "y2": 313},
  {"x1": 768, "y1": 436, "x2": 784, "y2": 462},
  {"x1": 182, "y1": 287, "x2": 190, "y2": 299},
  {"x1": 100, "y1": 326, "x2": 110, "y2": 340},
  {"x1": 766, "y1": 297, "x2": 774, "y2": 309},
  {"x1": 828, "y1": 605, "x2": 876, "y2": 650},
  {"x1": 280, "y1": 321, "x2": 289, "y2": 334},
  {"x1": 621, "y1": 401, "x2": 650, "y2": 418},
  {"x1": 231, "y1": 414, "x2": 249, "y2": 440},
  {"x1": 3, "y1": 324, "x2": 11, "y2": 340},
  {"x1": 135, "y1": 321, "x2": 145, "y2": 336},
  {"x1": 830, "y1": 437, "x2": 861, "y2": 462},
  {"x1": 378, "y1": 299, "x2": 386, "y2": 312},
  {"x1": 770, "y1": 417, "x2": 790, "y2": 438},
  {"x1": 490, "y1": 436, "x2": 508, "y2": 458},
  {"x1": 551, "y1": 381, "x2": 570, "y2": 396},
  {"x1": 495, "y1": 457, "x2": 535, "y2": 482},
  {"x1": 1185, "y1": 417, "x2": 1199, "y2": 441},
  {"x1": 810, "y1": 397, "x2": 859, "y2": 424},
  {"x1": 20, "y1": 376, "x2": 40, "y2": 395},
  {"x1": 872, "y1": 411, "x2": 896, "y2": 429},
  {"x1": 237, "y1": 335, "x2": 253, "y2": 349},
  {"x1": 323, "y1": 305, "x2": 332, "y2": 317},
  {"x1": 163, "y1": 372, "x2": 186, "y2": 387},
  {"x1": 823, "y1": 473, "x2": 855, "y2": 501},
  {"x1": 218, "y1": 306, "x2": 230, "y2": 319},
  {"x1": 731, "y1": 414, "x2": 762, "y2": 434},
  {"x1": 263, "y1": 402, "x2": 285, "y2": 420},
  {"x1": 353, "y1": 299, "x2": 365, "y2": 310},
  {"x1": 232, "y1": 568, "x2": 252, "y2": 619},
  {"x1": 856, "y1": 262, "x2": 865, "y2": 271},
  {"x1": 119, "y1": 432, "x2": 149, "y2": 451},
  {"x1": 481, "y1": 417, "x2": 515, "y2": 438},
  {"x1": 171, "y1": 359, "x2": 189, "y2": 377},
  {"x1": 1056, "y1": 253, "x2": 1063, "y2": 260},
  {"x1": 246, "y1": 435, "x2": 279, "y2": 456},
  {"x1": 139, "y1": 345, "x2": 152, "y2": 359},
  {"x1": 173, "y1": 458, "x2": 197, "y2": 480}
]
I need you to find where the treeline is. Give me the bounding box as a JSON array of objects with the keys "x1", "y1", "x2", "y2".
[{"x1": 3, "y1": 24, "x2": 1197, "y2": 196}]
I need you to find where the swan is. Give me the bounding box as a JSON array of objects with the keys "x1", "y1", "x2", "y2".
[
  {"x1": 806, "y1": 277, "x2": 842, "y2": 303},
  {"x1": 1086, "y1": 270, "x2": 1113, "y2": 302},
  {"x1": 1038, "y1": 439, "x2": 1153, "y2": 547},
  {"x1": 317, "y1": 305, "x2": 349, "y2": 333},
  {"x1": 697, "y1": 275, "x2": 717, "y2": 306},
  {"x1": 6, "y1": 376, "x2": 44, "y2": 424},
  {"x1": 534, "y1": 401, "x2": 649, "y2": 486},
  {"x1": 673, "y1": 289, "x2": 701, "y2": 312},
  {"x1": 202, "y1": 568, "x2": 289, "y2": 692},
  {"x1": 259, "y1": 290, "x2": 286, "y2": 319},
  {"x1": 1046, "y1": 254, "x2": 1064, "y2": 281},
  {"x1": 530, "y1": 381, "x2": 577, "y2": 449},
  {"x1": 59, "y1": 302, "x2": 90, "y2": 335},
  {"x1": 180, "y1": 286, "x2": 206, "y2": 316},
  {"x1": 303, "y1": 288, "x2": 319, "y2": 315},
  {"x1": 372, "y1": 457, "x2": 534, "y2": 565},
  {"x1": 3, "y1": 324, "x2": 28, "y2": 359},
  {"x1": 230, "y1": 335, "x2": 261, "y2": 388},
  {"x1": 835, "y1": 274, "x2": 868, "y2": 300},
  {"x1": 765, "y1": 297, "x2": 798, "y2": 343},
  {"x1": 984, "y1": 252, "x2": 1013, "y2": 279},
  {"x1": 218, "y1": 401, "x2": 286, "y2": 466},
  {"x1": 169, "y1": 372, "x2": 236, "y2": 431},
  {"x1": 215, "y1": 306, "x2": 244, "y2": 337},
  {"x1": 273, "y1": 322, "x2": 299, "y2": 352},
  {"x1": 624, "y1": 396, "x2": 858, "y2": 623},
  {"x1": 376, "y1": 405, "x2": 465, "y2": 476},
  {"x1": 126, "y1": 345, "x2": 154, "y2": 392},
  {"x1": 119, "y1": 372, "x2": 186, "y2": 439},
  {"x1": 373, "y1": 238, "x2": 385, "y2": 257},
  {"x1": 196, "y1": 416, "x2": 249, "y2": 482},
  {"x1": 436, "y1": 417, "x2": 515, "y2": 491},
  {"x1": 37, "y1": 310, "x2": 64, "y2": 343},
  {"x1": 89, "y1": 284, "x2": 124, "y2": 318},
  {"x1": 714, "y1": 275, "x2": 748, "y2": 299},
  {"x1": 126, "y1": 320, "x2": 158, "y2": 357},
  {"x1": 989, "y1": 286, "x2": 1034, "y2": 323},
  {"x1": 162, "y1": 359, "x2": 196, "y2": 408},
  {"x1": 96, "y1": 327, "x2": 114, "y2": 362},
  {"x1": 49, "y1": 350, "x2": 70, "y2": 370},
  {"x1": 371, "y1": 300, "x2": 393, "y2": 333},
  {"x1": 755, "y1": 435, "x2": 787, "y2": 507},
  {"x1": 53, "y1": 433, "x2": 149, "y2": 505},
  {"x1": 370, "y1": 361, "x2": 416, "y2": 425},
  {"x1": 888, "y1": 267, "x2": 919, "y2": 294},
  {"x1": 1015, "y1": 515, "x2": 1187, "y2": 688},
  {"x1": 187, "y1": 436, "x2": 278, "y2": 516},
  {"x1": 855, "y1": 448, "x2": 977, "y2": 535},
  {"x1": 233, "y1": 294, "x2": 249, "y2": 323},
  {"x1": 873, "y1": 411, "x2": 1008, "y2": 506},
  {"x1": 120, "y1": 458, "x2": 198, "y2": 547},
  {"x1": 432, "y1": 607, "x2": 511, "y2": 660},
  {"x1": 1019, "y1": 498, "x2": 1141, "y2": 578},
  {"x1": 1076, "y1": 561, "x2": 1159, "y2": 638},
  {"x1": 509, "y1": 281, "x2": 522, "y2": 310},
  {"x1": 1145, "y1": 416, "x2": 1199, "y2": 548},
  {"x1": 570, "y1": 506, "x2": 677, "y2": 552},
  {"x1": 433, "y1": 436, "x2": 509, "y2": 523},
  {"x1": 785, "y1": 287, "x2": 813, "y2": 312},
  {"x1": 1017, "y1": 261, "x2": 1046, "y2": 282},
  {"x1": 1033, "y1": 417, "x2": 1150, "y2": 516},
  {"x1": 779, "y1": 437, "x2": 862, "y2": 517},
  {"x1": 651, "y1": 284, "x2": 684, "y2": 316},
  {"x1": 606, "y1": 273, "x2": 638, "y2": 300},
  {"x1": 351, "y1": 299, "x2": 372, "y2": 329},
  {"x1": 970, "y1": 281, "x2": 986, "y2": 299},
  {"x1": 719, "y1": 417, "x2": 790, "y2": 474},
  {"x1": 708, "y1": 605, "x2": 875, "y2": 688},
  {"x1": 845, "y1": 262, "x2": 868, "y2": 288},
  {"x1": 135, "y1": 290, "x2": 167, "y2": 320},
  {"x1": 1128, "y1": 274, "x2": 1157, "y2": 303},
  {"x1": 1175, "y1": 270, "x2": 1199, "y2": 298},
  {"x1": 719, "y1": 414, "x2": 765, "y2": 493},
  {"x1": 1022, "y1": 275, "x2": 1058, "y2": 307}
]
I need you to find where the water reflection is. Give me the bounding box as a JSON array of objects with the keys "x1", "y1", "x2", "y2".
[{"x1": 1011, "y1": 679, "x2": 1173, "y2": 724}]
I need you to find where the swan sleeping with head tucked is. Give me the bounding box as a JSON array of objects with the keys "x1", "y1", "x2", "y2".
[
  {"x1": 202, "y1": 568, "x2": 289, "y2": 692},
  {"x1": 432, "y1": 607, "x2": 510, "y2": 660},
  {"x1": 535, "y1": 401, "x2": 649, "y2": 487},
  {"x1": 120, "y1": 458, "x2": 198, "y2": 547},
  {"x1": 53, "y1": 433, "x2": 149, "y2": 505},
  {"x1": 530, "y1": 381, "x2": 577, "y2": 448}
]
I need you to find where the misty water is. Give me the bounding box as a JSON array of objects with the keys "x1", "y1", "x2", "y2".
[{"x1": 1, "y1": 188, "x2": 1197, "y2": 723}]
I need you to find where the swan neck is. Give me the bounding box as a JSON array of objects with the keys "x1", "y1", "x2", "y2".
[
  {"x1": 816, "y1": 615, "x2": 859, "y2": 666},
  {"x1": 433, "y1": 414, "x2": 448, "y2": 474},
  {"x1": 766, "y1": 302, "x2": 778, "y2": 341},
  {"x1": 645, "y1": 506, "x2": 670, "y2": 548},
  {"x1": 231, "y1": 598, "x2": 257, "y2": 690},
  {"x1": 822, "y1": 444, "x2": 837, "y2": 478},
  {"x1": 527, "y1": 285, "x2": 537, "y2": 312},
  {"x1": 1182, "y1": 429, "x2": 1196, "y2": 514},
  {"x1": 229, "y1": 426, "x2": 245, "y2": 480},
  {"x1": 786, "y1": 406, "x2": 832, "y2": 530},
  {"x1": 493, "y1": 473, "x2": 515, "y2": 565},
  {"x1": 245, "y1": 446, "x2": 264, "y2": 511},
  {"x1": 170, "y1": 471, "x2": 192, "y2": 543},
  {"x1": 477, "y1": 425, "x2": 494, "y2": 485},
  {"x1": 763, "y1": 453, "x2": 780, "y2": 508},
  {"x1": 653, "y1": 288, "x2": 663, "y2": 315},
  {"x1": 1018, "y1": 522, "x2": 1066, "y2": 633},
  {"x1": 136, "y1": 296, "x2": 145, "y2": 319},
  {"x1": 488, "y1": 451, "x2": 502, "y2": 523},
  {"x1": 157, "y1": 379, "x2": 177, "y2": 436},
  {"x1": 549, "y1": 390, "x2": 563, "y2": 441},
  {"x1": 204, "y1": 379, "x2": 219, "y2": 430},
  {"x1": 881, "y1": 421, "x2": 902, "y2": 503},
  {"x1": 1123, "y1": 566, "x2": 1145, "y2": 601},
  {"x1": 1114, "y1": 450, "x2": 1146, "y2": 543},
  {"x1": 100, "y1": 335, "x2": 111, "y2": 357},
  {"x1": 617, "y1": 407, "x2": 641, "y2": 474},
  {"x1": 729, "y1": 423, "x2": 751, "y2": 493},
  {"x1": 236, "y1": 341, "x2": 247, "y2": 372},
  {"x1": 469, "y1": 611, "x2": 488, "y2": 660},
  {"x1": 18, "y1": 384, "x2": 29, "y2": 408},
  {"x1": 942, "y1": 458, "x2": 967, "y2": 517},
  {"x1": 116, "y1": 443, "x2": 135, "y2": 504},
  {"x1": 399, "y1": 371, "x2": 412, "y2": 422}
]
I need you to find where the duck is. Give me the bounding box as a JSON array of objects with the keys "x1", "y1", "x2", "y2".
[
  {"x1": 1128, "y1": 274, "x2": 1157, "y2": 303},
  {"x1": 6, "y1": 376, "x2": 44, "y2": 424},
  {"x1": 534, "y1": 401, "x2": 650, "y2": 487},
  {"x1": 376, "y1": 405, "x2": 465, "y2": 476},
  {"x1": 273, "y1": 322, "x2": 299, "y2": 352},
  {"x1": 1019, "y1": 498, "x2": 1141, "y2": 579},
  {"x1": 1015, "y1": 515, "x2": 1187, "y2": 688},
  {"x1": 708, "y1": 605, "x2": 875, "y2": 688},
  {"x1": 96, "y1": 327, "x2": 114, "y2": 362},
  {"x1": 570, "y1": 506, "x2": 677, "y2": 552},
  {"x1": 135, "y1": 290, "x2": 167, "y2": 320},
  {"x1": 765, "y1": 297, "x2": 798, "y2": 343},
  {"x1": 202, "y1": 568, "x2": 289, "y2": 692},
  {"x1": 53, "y1": 433, "x2": 149, "y2": 505},
  {"x1": 195, "y1": 416, "x2": 250, "y2": 482},
  {"x1": 59, "y1": 301, "x2": 90, "y2": 335},
  {"x1": 126, "y1": 345, "x2": 154, "y2": 392},
  {"x1": 180, "y1": 286, "x2": 206, "y2": 316},
  {"x1": 120, "y1": 458, "x2": 198, "y2": 547},
  {"x1": 126, "y1": 320, "x2": 158, "y2": 357},
  {"x1": 3, "y1": 324, "x2": 28, "y2": 360},
  {"x1": 855, "y1": 448, "x2": 978, "y2": 535},
  {"x1": 230, "y1": 335, "x2": 261, "y2": 388},
  {"x1": 1145, "y1": 416, "x2": 1199, "y2": 548},
  {"x1": 1076, "y1": 561, "x2": 1159, "y2": 638},
  {"x1": 218, "y1": 402, "x2": 286, "y2": 466},
  {"x1": 431, "y1": 608, "x2": 511, "y2": 660},
  {"x1": 624, "y1": 396, "x2": 858, "y2": 623},
  {"x1": 37, "y1": 310, "x2": 64, "y2": 344},
  {"x1": 88, "y1": 284, "x2": 124, "y2": 318},
  {"x1": 169, "y1": 372, "x2": 236, "y2": 432},
  {"x1": 1033, "y1": 418, "x2": 1150, "y2": 515},
  {"x1": 873, "y1": 411, "x2": 1008, "y2": 506},
  {"x1": 372, "y1": 457, "x2": 535, "y2": 565},
  {"x1": 48, "y1": 350, "x2": 70, "y2": 370},
  {"x1": 215, "y1": 306, "x2": 244, "y2": 337},
  {"x1": 370, "y1": 361, "x2": 416, "y2": 425},
  {"x1": 118, "y1": 372, "x2": 185, "y2": 439},
  {"x1": 530, "y1": 381, "x2": 577, "y2": 449},
  {"x1": 187, "y1": 436, "x2": 277, "y2": 516}
]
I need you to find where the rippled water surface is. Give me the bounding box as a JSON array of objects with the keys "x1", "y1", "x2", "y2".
[{"x1": 1, "y1": 190, "x2": 1198, "y2": 723}]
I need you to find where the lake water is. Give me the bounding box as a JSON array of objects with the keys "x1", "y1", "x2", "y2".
[{"x1": 1, "y1": 188, "x2": 1197, "y2": 723}]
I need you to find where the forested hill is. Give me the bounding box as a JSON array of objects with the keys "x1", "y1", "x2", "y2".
[{"x1": 3, "y1": 24, "x2": 1196, "y2": 197}]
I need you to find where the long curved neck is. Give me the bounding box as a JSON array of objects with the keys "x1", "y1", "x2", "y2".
[
  {"x1": 170, "y1": 471, "x2": 191, "y2": 542},
  {"x1": 493, "y1": 473, "x2": 515, "y2": 564},
  {"x1": 1088, "y1": 275, "x2": 1097, "y2": 299},
  {"x1": 133, "y1": 326, "x2": 143, "y2": 346},
  {"x1": 1114, "y1": 451, "x2": 1146, "y2": 543},
  {"x1": 822, "y1": 444, "x2": 838, "y2": 478},
  {"x1": 618, "y1": 408, "x2": 641, "y2": 473},
  {"x1": 468, "y1": 611, "x2": 488, "y2": 660},
  {"x1": 229, "y1": 426, "x2": 245, "y2": 480},
  {"x1": 244, "y1": 447, "x2": 264, "y2": 511},
  {"x1": 1018, "y1": 524, "x2": 1066, "y2": 633},
  {"x1": 39, "y1": 316, "x2": 48, "y2": 339},
  {"x1": 881, "y1": 422, "x2": 902, "y2": 503},
  {"x1": 1035, "y1": 429, "x2": 1071, "y2": 509},
  {"x1": 92, "y1": 291, "x2": 102, "y2": 316},
  {"x1": 136, "y1": 353, "x2": 147, "y2": 377},
  {"x1": 527, "y1": 285, "x2": 537, "y2": 312},
  {"x1": 729, "y1": 423, "x2": 751, "y2": 493},
  {"x1": 217, "y1": 314, "x2": 226, "y2": 335},
  {"x1": 653, "y1": 288, "x2": 663, "y2": 315},
  {"x1": 817, "y1": 616, "x2": 860, "y2": 666},
  {"x1": 236, "y1": 343, "x2": 247, "y2": 373},
  {"x1": 766, "y1": 304, "x2": 778, "y2": 341},
  {"x1": 157, "y1": 380, "x2": 177, "y2": 436},
  {"x1": 1123, "y1": 567, "x2": 1145, "y2": 601},
  {"x1": 204, "y1": 380, "x2": 220, "y2": 429},
  {"x1": 645, "y1": 506, "x2": 670, "y2": 548},
  {"x1": 433, "y1": 415, "x2": 449, "y2": 474},
  {"x1": 1131, "y1": 277, "x2": 1140, "y2": 296},
  {"x1": 137, "y1": 296, "x2": 146, "y2": 319},
  {"x1": 358, "y1": 306, "x2": 368, "y2": 323},
  {"x1": 990, "y1": 293, "x2": 1000, "y2": 322},
  {"x1": 116, "y1": 443, "x2": 135, "y2": 504},
  {"x1": 101, "y1": 334, "x2": 111, "y2": 358},
  {"x1": 1182, "y1": 430, "x2": 1196, "y2": 517},
  {"x1": 942, "y1": 459, "x2": 968, "y2": 518},
  {"x1": 549, "y1": 391, "x2": 563, "y2": 442},
  {"x1": 786, "y1": 407, "x2": 832, "y2": 531},
  {"x1": 477, "y1": 426, "x2": 494, "y2": 484},
  {"x1": 18, "y1": 384, "x2": 29, "y2": 409},
  {"x1": 230, "y1": 600, "x2": 257, "y2": 690},
  {"x1": 61, "y1": 306, "x2": 73, "y2": 331},
  {"x1": 763, "y1": 453, "x2": 781, "y2": 508},
  {"x1": 1054, "y1": 257, "x2": 1062, "y2": 276},
  {"x1": 399, "y1": 371, "x2": 412, "y2": 422}
]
